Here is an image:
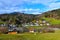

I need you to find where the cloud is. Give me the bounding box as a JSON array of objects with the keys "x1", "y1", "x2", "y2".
[
  {"x1": 49, "y1": 2, "x2": 60, "y2": 9},
  {"x1": 31, "y1": 12, "x2": 41, "y2": 14},
  {"x1": 0, "y1": 0, "x2": 58, "y2": 7},
  {"x1": 0, "y1": 0, "x2": 60, "y2": 14},
  {"x1": 23, "y1": 0, "x2": 57, "y2": 5},
  {"x1": 0, "y1": 8, "x2": 41, "y2": 14},
  {"x1": 27, "y1": 0, "x2": 60, "y2": 12},
  {"x1": 31, "y1": 0, "x2": 53, "y2": 4}
]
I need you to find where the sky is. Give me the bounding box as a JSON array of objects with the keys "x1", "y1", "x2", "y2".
[{"x1": 0, "y1": 0, "x2": 60, "y2": 14}]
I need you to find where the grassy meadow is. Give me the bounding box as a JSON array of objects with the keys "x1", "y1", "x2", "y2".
[
  {"x1": 44, "y1": 18, "x2": 60, "y2": 25},
  {"x1": 0, "y1": 30, "x2": 60, "y2": 40}
]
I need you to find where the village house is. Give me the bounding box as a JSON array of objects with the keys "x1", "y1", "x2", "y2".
[
  {"x1": 40, "y1": 24, "x2": 43, "y2": 26},
  {"x1": 16, "y1": 27, "x2": 24, "y2": 33},
  {"x1": 8, "y1": 24, "x2": 29, "y2": 34},
  {"x1": 0, "y1": 24, "x2": 6, "y2": 26},
  {"x1": 46, "y1": 23, "x2": 50, "y2": 26},
  {"x1": 8, "y1": 24, "x2": 17, "y2": 34},
  {"x1": 22, "y1": 22, "x2": 40, "y2": 27},
  {"x1": 28, "y1": 27, "x2": 36, "y2": 33}
]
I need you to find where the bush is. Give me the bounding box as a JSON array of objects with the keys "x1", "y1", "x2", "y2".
[
  {"x1": 38, "y1": 27, "x2": 55, "y2": 33},
  {"x1": 0, "y1": 27, "x2": 8, "y2": 34}
]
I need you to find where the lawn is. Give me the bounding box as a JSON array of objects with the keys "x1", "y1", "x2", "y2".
[{"x1": 0, "y1": 30, "x2": 60, "y2": 40}]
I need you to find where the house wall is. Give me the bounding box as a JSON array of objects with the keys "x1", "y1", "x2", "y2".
[{"x1": 8, "y1": 32, "x2": 17, "y2": 34}]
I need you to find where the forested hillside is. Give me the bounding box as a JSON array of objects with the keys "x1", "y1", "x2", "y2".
[
  {"x1": 38, "y1": 9, "x2": 60, "y2": 19},
  {"x1": 1, "y1": 9, "x2": 60, "y2": 26},
  {"x1": 0, "y1": 12, "x2": 37, "y2": 25}
]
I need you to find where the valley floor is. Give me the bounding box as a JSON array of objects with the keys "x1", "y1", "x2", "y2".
[{"x1": 0, "y1": 30, "x2": 60, "y2": 40}]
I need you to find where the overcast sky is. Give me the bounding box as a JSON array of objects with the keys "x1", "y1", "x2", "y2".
[{"x1": 0, "y1": 0, "x2": 60, "y2": 14}]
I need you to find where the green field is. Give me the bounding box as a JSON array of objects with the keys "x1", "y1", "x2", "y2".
[
  {"x1": 44, "y1": 18, "x2": 60, "y2": 25},
  {"x1": 0, "y1": 30, "x2": 60, "y2": 40}
]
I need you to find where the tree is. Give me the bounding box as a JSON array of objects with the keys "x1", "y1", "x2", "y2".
[{"x1": 0, "y1": 27, "x2": 8, "y2": 34}]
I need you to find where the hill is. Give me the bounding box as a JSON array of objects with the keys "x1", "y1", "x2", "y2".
[
  {"x1": 0, "y1": 12, "x2": 37, "y2": 25},
  {"x1": 37, "y1": 9, "x2": 60, "y2": 26},
  {"x1": 1, "y1": 9, "x2": 60, "y2": 26},
  {"x1": 38, "y1": 9, "x2": 60, "y2": 19}
]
